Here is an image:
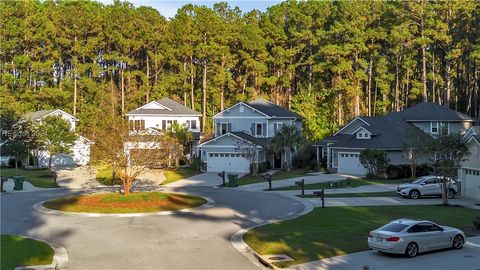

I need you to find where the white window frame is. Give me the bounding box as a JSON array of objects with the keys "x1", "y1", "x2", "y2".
[
  {"x1": 254, "y1": 122, "x2": 264, "y2": 137},
  {"x1": 219, "y1": 122, "x2": 229, "y2": 135},
  {"x1": 274, "y1": 122, "x2": 283, "y2": 134},
  {"x1": 431, "y1": 121, "x2": 439, "y2": 134}
]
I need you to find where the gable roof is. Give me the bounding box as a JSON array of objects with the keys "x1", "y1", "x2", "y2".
[
  {"x1": 24, "y1": 109, "x2": 78, "y2": 121},
  {"x1": 127, "y1": 97, "x2": 201, "y2": 116},
  {"x1": 396, "y1": 102, "x2": 474, "y2": 122},
  {"x1": 246, "y1": 99, "x2": 301, "y2": 119}
]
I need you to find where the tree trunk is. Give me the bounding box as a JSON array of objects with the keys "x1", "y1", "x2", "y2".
[
  {"x1": 421, "y1": 17, "x2": 428, "y2": 102},
  {"x1": 146, "y1": 54, "x2": 150, "y2": 102},
  {"x1": 110, "y1": 71, "x2": 115, "y2": 115},
  {"x1": 202, "y1": 63, "x2": 207, "y2": 132},
  {"x1": 367, "y1": 59, "x2": 372, "y2": 116},
  {"x1": 121, "y1": 69, "x2": 125, "y2": 114},
  {"x1": 73, "y1": 67, "x2": 77, "y2": 116},
  {"x1": 395, "y1": 63, "x2": 400, "y2": 111},
  {"x1": 48, "y1": 154, "x2": 52, "y2": 172},
  {"x1": 190, "y1": 55, "x2": 195, "y2": 110},
  {"x1": 445, "y1": 59, "x2": 451, "y2": 107}
]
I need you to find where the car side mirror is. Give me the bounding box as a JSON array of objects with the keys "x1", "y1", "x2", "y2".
[{"x1": 420, "y1": 182, "x2": 426, "y2": 185}]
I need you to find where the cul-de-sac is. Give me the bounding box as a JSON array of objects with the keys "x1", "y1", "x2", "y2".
[{"x1": 1, "y1": 1, "x2": 479, "y2": 269}]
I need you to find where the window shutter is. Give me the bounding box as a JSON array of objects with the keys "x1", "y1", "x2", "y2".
[
  {"x1": 162, "y1": 120, "x2": 166, "y2": 131},
  {"x1": 216, "y1": 122, "x2": 221, "y2": 136},
  {"x1": 251, "y1": 123, "x2": 255, "y2": 135},
  {"x1": 227, "y1": 123, "x2": 232, "y2": 133},
  {"x1": 274, "y1": 123, "x2": 277, "y2": 134},
  {"x1": 262, "y1": 123, "x2": 266, "y2": 136}
]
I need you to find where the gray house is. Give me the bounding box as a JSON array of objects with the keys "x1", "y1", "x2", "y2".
[
  {"x1": 459, "y1": 126, "x2": 480, "y2": 201},
  {"x1": 198, "y1": 99, "x2": 302, "y2": 173},
  {"x1": 314, "y1": 102, "x2": 476, "y2": 175}
]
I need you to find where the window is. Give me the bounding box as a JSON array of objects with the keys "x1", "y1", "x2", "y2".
[
  {"x1": 431, "y1": 121, "x2": 439, "y2": 133},
  {"x1": 253, "y1": 123, "x2": 265, "y2": 137},
  {"x1": 274, "y1": 122, "x2": 283, "y2": 134},
  {"x1": 239, "y1": 105, "x2": 244, "y2": 113},
  {"x1": 358, "y1": 133, "x2": 363, "y2": 138},
  {"x1": 190, "y1": 120, "x2": 197, "y2": 129},
  {"x1": 380, "y1": 223, "x2": 409, "y2": 233},
  {"x1": 220, "y1": 123, "x2": 229, "y2": 134},
  {"x1": 129, "y1": 120, "x2": 145, "y2": 131}
]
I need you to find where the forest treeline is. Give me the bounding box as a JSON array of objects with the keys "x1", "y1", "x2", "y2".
[{"x1": 1, "y1": 0, "x2": 479, "y2": 141}]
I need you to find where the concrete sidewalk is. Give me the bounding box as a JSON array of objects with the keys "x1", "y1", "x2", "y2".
[
  {"x1": 269, "y1": 183, "x2": 398, "y2": 197},
  {"x1": 2, "y1": 179, "x2": 51, "y2": 192},
  {"x1": 236, "y1": 173, "x2": 352, "y2": 192},
  {"x1": 288, "y1": 236, "x2": 480, "y2": 270}
]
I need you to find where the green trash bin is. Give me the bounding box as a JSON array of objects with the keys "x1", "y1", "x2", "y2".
[
  {"x1": 13, "y1": 176, "x2": 25, "y2": 191},
  {"x1": 227, "y1": 174, "x2": 238, "y2": 187}
]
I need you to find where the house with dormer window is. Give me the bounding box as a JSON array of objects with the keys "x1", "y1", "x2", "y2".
[
  {"x1": 314, "y1": 102, "x2": 476, "y2": 175},
  {"x1": 198, "y1": 99, "x2": 302, "y2": 173}
]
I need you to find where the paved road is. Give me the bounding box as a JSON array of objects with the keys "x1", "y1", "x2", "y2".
[
  {"x1": 165, "y1": 172, "x2": 236, "y2": 187},
  {"x1": 270, "y1": 183, "x2": 398, "y2": 197},
  {"x1": 288, "y1": 236, "x2": 480, "y2": 270},
  {"x1": 1, "y1": 187, "x2": 305, "y2": 270}
]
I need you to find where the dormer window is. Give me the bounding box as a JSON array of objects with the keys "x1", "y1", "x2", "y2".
[{"x1": 356, "y1": 131, "x2": 370, "y2": 139}]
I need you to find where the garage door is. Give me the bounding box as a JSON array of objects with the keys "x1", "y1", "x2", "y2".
[
  {"x1": 464, "y1": 169, "x2": 480, "y2": 200},
  {"x1": 337, "y1": 152, "x2": 368, "y2": 175},
  {"x1": 207, "y1": 153, "x2": 250, "y2": 173}
]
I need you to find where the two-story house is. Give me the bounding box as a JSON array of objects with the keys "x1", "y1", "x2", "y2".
[
  {"x1": 24, "y1": 109, "x2": 93, "y2": 167},
  {"x1": 126, "y1": 97, "x2": 202, "y2": 158},
  {"x1": 314, "y1": 102, "x2": 476, "y2": 175},
  {"x1": 198, "y1": 99, "x2": 302, "y2": 173}
]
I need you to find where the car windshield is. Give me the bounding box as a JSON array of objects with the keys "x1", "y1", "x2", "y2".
[
  {"x1": 380, "y1": 223, "x2": 409, "y2": 232},
  {"x1": 412, "y1": 177, "x2": 429, "y2": 184}
]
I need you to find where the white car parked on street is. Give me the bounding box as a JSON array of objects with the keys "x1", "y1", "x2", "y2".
[
  {"x1": 368, "y1": 219, "x2": 465, "y2": 257},
  {"x1": 396, "y1": 176, "x2": 458, "y2": 199}
]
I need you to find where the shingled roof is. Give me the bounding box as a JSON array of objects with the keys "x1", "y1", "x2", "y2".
[
  {"x1": 246, "y1": 99, "x2": 301, "y2": 119},
  {"x1": 24, "y1": 109, "x2": 77, "y2": 121},
  {"x1": 127, "y1": 97, "x2": 201, "y2": 116},
  {"x1": 396, "y1": 102, "x2": 474, "y2": 122}
]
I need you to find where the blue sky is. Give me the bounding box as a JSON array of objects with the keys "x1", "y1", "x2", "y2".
[{"x1": 98, "y1": 0, "x2": 282, "y2": 19}]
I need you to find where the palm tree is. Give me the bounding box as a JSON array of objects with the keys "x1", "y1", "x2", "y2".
[{"x1": 270, "y1": 125, "x2": 304, "y2": 171}]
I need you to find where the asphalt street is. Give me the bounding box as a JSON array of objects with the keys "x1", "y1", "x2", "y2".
[{"x1": 1, "y1": 187, "x2": 305, "y2": 270}]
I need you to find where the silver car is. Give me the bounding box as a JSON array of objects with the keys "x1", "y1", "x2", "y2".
[
  {"x1": 368, "y1": 219, "x2": 465, "y2": 257},
  {"x1": 396, "y1": 176, "x2": 458, "y2": 199}
]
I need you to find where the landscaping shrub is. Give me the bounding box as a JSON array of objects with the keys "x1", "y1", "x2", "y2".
[
  {"x1": 189, "y1": 157, "x2": 201, "y2": 172},
  {"x1": 257, "y1": 162, "x2": 270, "y2": 173},
  {"x1": 366, "y1": 172, "x2": 376, "y2": 179},
  {"x1": 473, "y1": 216, "x2": 480, "y2": 230}
]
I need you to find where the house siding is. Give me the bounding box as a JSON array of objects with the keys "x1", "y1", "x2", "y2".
[
  {"x1": 411, "y1": 121, "x2": 471, "y2": 136},
  {"x1": 340, "y1": 118, "x2": 367, "y2": 134},
  {"x1": 128, "y1": 115, "x2": 200, "y2": 131}
]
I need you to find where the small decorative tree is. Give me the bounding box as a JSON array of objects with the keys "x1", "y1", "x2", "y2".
[
  {"x1": 0, "y1": 116, "x2": 41, "y2": 175},
  {"x1": 93, "y1": 113, "x2": 169, "y2": 195},
  {"x1": 428, "y1": 133, "x2": 470, "y2": 205},
  {"x1": 270, "y1": 125, "x2": 304, "y2": 171},
  {"x1": 37, "y1": 116, "x2": 77, "y2": 171},
  {"x1": 166, "y1": 122, "x2": 192, "y2": 167},
  {"x1": 235, "y1": 139, "x2": 261, "y2": 175},
  {"x1": 402, "y1": 130, "x2": 432, "y2": 180},
  {"x1": 359, "y1": 149, "x2": 389, "y2": 178}
]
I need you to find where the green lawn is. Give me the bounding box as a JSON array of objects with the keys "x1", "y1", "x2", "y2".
[
  {"x1": 43, "y1": 191, "x2": 207, "y2": 213},
  {"x1": 272, "y1": 178, "x2": 407, "y2": 191},
  {"x1": 0, "y1": 168, "x2": 59, "y2": 188},
  {"x1": 244, "y1": 205, "x2": 480, "y2": 267},
  {"x1": 299, "y1": 191, "x2": 397, "y2": 198},
  {"x1": 236, "y1": 169, "x2": 309, "y2": 186},
  {"x1": 95, "y1": 164, "x2": 122, "y2": 185},
  {"x1": 1, "y1": 234, "x2": 55, "y2": 270},
  {"x1": 162, "y1": 168, "x2": 198, "y2": 185}
]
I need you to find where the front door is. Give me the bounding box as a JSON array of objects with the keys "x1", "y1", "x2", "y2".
[{"x1": 273, "y1": 152, "x2": 282, "y2": 169}]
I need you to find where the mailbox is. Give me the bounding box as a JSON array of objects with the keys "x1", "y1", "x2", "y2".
[
  {"x1": 218, "y1": 171, "x2": 226, "y2": 186},
  {"x1": 295, "y1": 179, "x2": 305, "y2": 196},
  {"x1": 313, "y1": 189, "x2": 325, "y2": 208},
  {"x1": 264, "y1": 174, "x2": 272, "y2": 190}
]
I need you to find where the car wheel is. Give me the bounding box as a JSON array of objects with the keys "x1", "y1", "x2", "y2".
[
  {"x1": 452, "y1": 235, "x2": 464, "y2": 249},
  {"x1": 405, "y1": 242, "x2": 418, "y2": 258},
  {"x1": 448, "y1": 189, "x2": 455, "y2": 199},
  {"x1": 409, "y1": 190, "x2": 420, "y2": 199}
]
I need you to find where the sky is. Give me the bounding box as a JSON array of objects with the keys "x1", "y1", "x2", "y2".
[{"x1": 98, "y1": 0, "x2": 282, "y2": 19}]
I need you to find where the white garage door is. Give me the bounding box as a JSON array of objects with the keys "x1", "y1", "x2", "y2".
[
  {"x1": 207, "y1": 153, "x2": 250, "y2": 173},
  {"x1": 337, "y1": 152, "x2": 368, "y2": 175},
  {"x1": 464, "y1": 169, "x2": 480, "y2": 200}
]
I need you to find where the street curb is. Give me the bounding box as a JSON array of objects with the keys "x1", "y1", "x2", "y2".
[
  {"x1": 33, "y1": 193, "x2": 215, "y2": 218},
  {"x1": 230, "y1": 192, "x2": 315, "y2": 269},
  {"x1": 14, "y1": 236, "x2": 68, "y2": 270}
]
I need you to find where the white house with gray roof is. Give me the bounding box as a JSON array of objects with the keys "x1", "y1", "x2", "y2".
[
  {"x1": 24, "y1": 109, "x2": 93, "y2": 167},
  {"x1": 198, "y1": 99, "x2": 302, "y2": 173},
  {"x1": 126, "y1": 97, "x2": 202, "y2": 158},
  {"x1": 314, "y1": 102, "x2": 476, "y2": 175}
]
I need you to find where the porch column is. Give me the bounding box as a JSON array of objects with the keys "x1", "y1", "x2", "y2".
[
  {"x1": 327, "y1": 147, "x2": 331, "y2": 168},
  {"x1": 316, "y1": 147, "x2": 320, "y2": 163}
]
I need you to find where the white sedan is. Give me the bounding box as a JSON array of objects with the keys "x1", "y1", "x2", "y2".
[{"x1": 368, "y1": 219, "x2": 465, "y2": 257}]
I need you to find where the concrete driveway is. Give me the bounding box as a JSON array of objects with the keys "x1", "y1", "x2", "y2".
[
  {"x1": 1, "y1": 187, "x2": 304, "y2": 270},
  {"x1": 165, "y1": 172, "x2": 228, "y2": 187},
  {"x1": 288, "y1": 236, "x2": 480, "y2": 270}
]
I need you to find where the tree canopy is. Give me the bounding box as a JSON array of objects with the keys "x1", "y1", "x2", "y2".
[{"x1": 1, "y1": 0, "x2": 479, "y2": 142}]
